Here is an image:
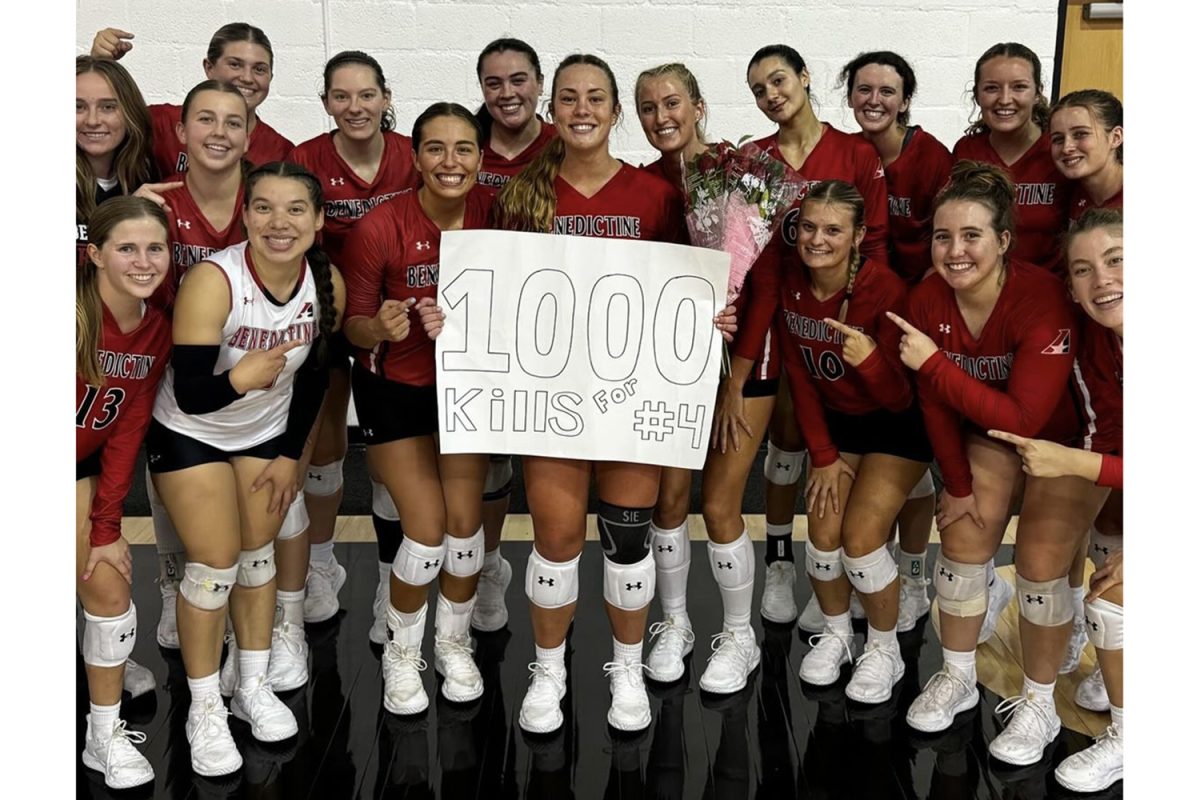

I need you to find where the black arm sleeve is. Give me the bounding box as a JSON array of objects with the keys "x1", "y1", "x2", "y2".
[
  {"x1": 278, "y1": 341, "x2": 330, "y2": 459},
  {"x1": 172, "y1": 344, "x2": 245, "y2": 415}
]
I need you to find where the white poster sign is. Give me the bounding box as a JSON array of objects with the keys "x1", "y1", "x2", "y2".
[{"x1": 436, "y1": 230, "x2": 731, "y2": 470}]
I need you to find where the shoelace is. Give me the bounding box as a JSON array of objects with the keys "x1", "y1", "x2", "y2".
[
  {"x1": 994, "y1": 693, "x2": 1057, "y2": 738},
  {"x1": 1080, "y1": 724, "x2": 1121, "y2": 761},
  {"x1": 919, "y1": 667, "x2": 973, "y2": 706},
  {"x1": 648, "y1": 619, "x2": 695, "y2": 648},
  {"x1": 707, "y1": 631, "x2": 750, "y2": 664},
  {"x1": 102, "y1": 719, "x2": 147, "y2": 773},
  {"x1": 435, "y1": 635, "x2": 476, "y2": 663},
  {"x1": 525, "y1": 662, "x2": 566, "y2": 695},
  {"x1": 855, "y1": 641, "x2": 900, "y2": 675},
  {"x1": 602, "y1": 660, "x2": 647, "y2": 688},
  {"x1": 806, "y1": 629, "x2": 854, "y2": 663},
  {"x1": 274, "y1": 622, "x2": 305, "y2": 655},
  {"x1": 191, "y1": 695, "x2": 232, "y2": 740},
  {"x1": 383, "y1": 641, "x2": 428, "y2": 674}
]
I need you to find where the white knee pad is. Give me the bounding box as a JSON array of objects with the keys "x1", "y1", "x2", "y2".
[
  {"x1": 1088, "y1": 528, "x2": 1123, "y2": 570},
  {"x1": 371, "y1": 478, "x2": 400, "y2": 521},
  {"x1": 908, "y1": 469, "x2": 935, "y2": 499},
  {"x1": 443, "y1": 527, "x2": 484, "y2": 577},
  {"x1": 277, "y1": 492, "x2": 310, "y2": 541},
  {"x1": 603, "y1": 551, "x2": 656, "y2": 611},
  {"x1": 709, "y1": 533, "x2": 754, "y2": 589},
  {"x1": 651, "y1": 521, "x2": 691, "y2": 571},
  {"x1": 843, "y1": 545, "x2": 898, "y2": 595},
  {"x1": 180, "y1": 562, "x2": 239, "y2": 610},
  {"x1": 147, "y1": 465, "x2": 185, "y2": 557},
  {"x1": 806, "y1": 542, "x2": 844, "y2": 582},
  {"x1": 392, "y1": 536, "x2": 446, "y2": 586},
  {"x1": 236, "y1": 542, "x2": 276, "y2": 587},
  {"x1": 933, "y1": 555, "x2": 988, "y2": 617},
  {"x1": 1016, "y1": 574, "x2": 1074, "y2": 626},
  {"x1": 483, "y1": 455, "x2": 514, "y2": 501},
  {"x1": 526, "y1": 549, "x2": 580, "y2": 609},
  {"x1": 304, "y1": 459, "x2": 344, "y2": 497},
  {"x1": 1084, "y1": 597, "x2": 1123, "y2": 651},
  {"x1": 82, "y1": 604, "x2": 137, "y2": 668},
  {"x1": 764, "y1": 442, "x2": 804, "y2": 486}
]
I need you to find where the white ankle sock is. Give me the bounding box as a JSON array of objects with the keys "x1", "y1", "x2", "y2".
[
  {"x1": 1022, "y1": 674, "x2": 1056, "y2": 704},
  {"x1": 187, "y1": 671, "x2": 221, "y2": 701},
  {"x1": 89, "y1": 701, "x2": 120, "y2": 740},
  {"x1": 613, "y1": 638, "x2": 643, "y2": 664},
  {"x1": 310, "y1": 540, "x2": 335, "y2": 565},
  {"x1": 276, "y1": 589, "x2": 305, "y2": 626},
  {"x1": 867, "y1": 623, "x2": 898, "y2": 648},
  {"x1": 824, "y1": 610, "x2": 853, "y2": 635},
  {"x1": 237, "y1": 648, "x2": 270, "y2": 683},
  {"x1": 536, "y1": 641, "x2": 566, "y2": 671},
  {"x1": 1110, "y1": 705, "x2": 1123, "y2": 734},
  {"x1": 943, "y1": 648, "x2": 977, "y2": 682}
]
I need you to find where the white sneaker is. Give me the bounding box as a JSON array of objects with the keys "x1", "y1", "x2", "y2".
[
  {"x1": 471, "y1": 555, "x2": 512, "y2": 632},
  {"x1": 797, "y1": 593, "x2": 824, "y2": 634},
  {"x1": 978, "y1": 575, "x2": 1015, "y2": 644},
  {"x1": 988, "y1": 692, "x2": 1061, "y2": 765},
  {"x1": 898, "y1": 577, "x2": 931, "y2": 633},
  {"x1": 434, "y1": 634, "x2": 484, "y2": 702},
  {"x1": 82, "y1": 717, "x2": 154, "y2": 789},
  {"x1": 604, "y1": 659, "x2": 651, "y2": 731},
  {"x1": 303, "y1": 556, "x2": 347, "y2": 624},
  {"x1": 232, "y1": 672, "x2": 299, "y2": 742},
  {"x1": 645, "y1": 616, "x2": 694, "y2": 682},
  {"x1": 186, "y1": 694, "x2": 243, "y2": 777},
  {"x1": 698, "y1": 628, "x2": 760, "y2": 694},
  {"x1": 1054, "y1": 724, "x2": 1123, "y2": 792},
  {"x1": 519, "y1": 662, "x2": 567, "y2": 734},
  {"x1": 849, "y1": 592, "x2": 866, "y2": 620},
  {"x1": 845, "y1": 640, "x2": 905, "y2": 704},
  {"x1": 368, "y1": 570, "x2": 391, "y2": 645},
  {"x1": 219, "y1": 635, "x2": 238, "y2": 698},
  {"x1": 267, "y1": 621, "x2": 309, "y2": 692},
  {"x1": 157, "y1": 581, "x2": 179, "y2": 649},
  {"x1": 382, "y1": 640, "x2": 429, "y2": 715},
  {"x1": 1074, "y1": 666, "x2": 1110, "y2": 712},
  {"x1": 760, "y1": 561, "x2": 798, "y2": 623},
  {"x1": 799, "y1": 628, "x2": 854, "y2": 686},
  {"x1": 1060, "y1": 613, "x2": 1088, "y2": 674},
  {"x1": 906, "y1": 665, "x2": 980, "y2": 733},
  {"x1": 124, "y1": 658, "x2": 156, "y2": 699}
]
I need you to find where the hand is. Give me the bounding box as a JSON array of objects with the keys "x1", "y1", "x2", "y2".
[
  {"x1": 804, "y1": 457, "x2": 856, "y2": 519},
  {"x1": 712, "y1": 377, "x2": 752, "y2": 453},
  {"x1": 82, "y1": 537, "x2": 133, "y2": 584},
  {"x1": 988, "y1": 430, "x2": 1092, "y2": 479},
  {"x1": 414, "y1": 297, "x2": 445, "y2": 340},
  {"x1": 713, "y1": 304, "x2": 738, "y2": 343},
  {"x1": 936, "y1": 489, "x2": 985, "y2": 531},
  {"x1": 1086, "y1": 548, "x2": 1123, "y2": 602},
  {"x1": 822, "y1": 317, "x2": 877, "y2": 368},
  {"x1": 251, "y1": 456, "x2": 300, "y2": 516},
  {"x1": 229, "y1": 337, "x2": 305, "y2": 393},
  {"x1": 133, "y1": 181, "x2": 185, "y2": 213},
  {"x1": 91, "y1": 27, "x2": 134, "y2": 60},
  {"x1": 886, "y1": 311, "x2": 939, "y2": 370},
  {"x1": 374, "y1": 298, "x2": 415, "y2": 342}
]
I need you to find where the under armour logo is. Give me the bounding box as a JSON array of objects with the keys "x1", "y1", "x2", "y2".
[
  {"x1": 625, "y1": 582, "x2": 643, "y2": 590},
  {"x1": 362, "y1": 428, "x2": 374, "y2": 437},
  {"x1": 938, "y1": 323, "x2": 951, "y2": 334},
  {"x1": 657, "y1": 545, "x2": 674, "y2": 553},
  {"x1": 456, "y1": 550, "x2": 474, "y2": 559},
  {"x1": 177, "y1": 219, "x2": 191, "y2": 229},
  {"x1": 793, "y1": 291, "x2": 802, "y2": 300},
  {"x1": 1086, "y1": 615, "x2": 1099, "y2": 632},
  {"x1": 330, "y1": 177, "x2": 345, "y2": 186},
  {"x1": 814, "y1": 563, "x2": 831, "y2": 571},
  {"x1": 424, "y1": 559, "x2": 440, "y2": 569},
  {"x1": 243, "y1": 296, "x2": 254, "y2": 305},
  {"x1": 415, "y1": 241, "x2": 431, "y2": 251},
  {"x1": 850, "y1": 570, "x2": 865, "y2": 578},
  {"x1": 1025, "y1": 594, "x2": 1044, "y2": 605},
  {"x1": 775, "y1": 462, "x2": 791, "y2": 471},
  {"x1": 716, "y1": 561, "x2": 733, "y2": 569},
  {"x1": 119, "y1": 627, "x2": 136, "y2": 642},
  {"x1": 251, "y1": 559, "x2": 270, "y2": 568},
  {"x1": 308, "y1": 472, "x2": 322, "y2": 480},
  {"x1": 1093, "y1": 544, "x2": 1110, "y2": 555},
  {"x1": 939, "y1": 567, "x2": 953, "y2": 581},
  {"x1": 537, "y1": 576, "x2": 555, "y2": 586}
]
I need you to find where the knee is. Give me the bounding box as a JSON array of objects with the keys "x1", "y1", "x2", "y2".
[
  {"x1": 700, "y1": 496, "x2": 739, "y2": 536},
  {"x1": 81, "y1": 583, "x2": 132, "y2": 618},
  {"x1": 532, "y1": 529, "x2": 583, "y2": 563},
  {"x1": 1014, "y1": 548, "x2": 1071, "y2": 583}
]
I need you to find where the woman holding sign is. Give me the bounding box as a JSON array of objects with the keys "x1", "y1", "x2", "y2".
[{"x1": 341, "y1": 103, "x2": 493, "y2": 716}]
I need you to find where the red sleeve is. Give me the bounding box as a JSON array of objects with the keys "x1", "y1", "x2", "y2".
[
  {"x1": 730, "y1": 235, "x2": 782, "y2": 362},
  {"x1": 918, "y1": 377, "x2": 974, "y2": 497},
  {"x1": 88, "y1": 380, "x2": 157, "y2": 546},
  {"x1": 1097, "y1": 455, "x2": 1122, "y2": 489},
  {"x1": 665, "y1": 190, "x2": 687, "y2": 245},
  {"x1": 783, "y1": 344, "x2": 840, "y2": 468},
  {"x1": 853, "y1": 281, "x2": 912, "y2": 410},
  {"x1": 858, "y1": 153, "x2": 890, "y2": 265},
  {"x1": 340, "y1": 209, "x2": 391, "y2": 321}
]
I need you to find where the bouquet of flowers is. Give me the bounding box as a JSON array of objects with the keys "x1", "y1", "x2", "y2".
[{"x1": 682, "y1": 138, "x2": 804, "y2": 305}]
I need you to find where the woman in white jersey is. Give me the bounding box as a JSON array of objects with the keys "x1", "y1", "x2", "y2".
[{"x1": 145, "y1": 161, "x2": 345, "y2": 777}]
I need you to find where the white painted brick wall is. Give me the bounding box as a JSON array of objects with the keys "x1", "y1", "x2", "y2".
[{"x1": 76, "y1": 0, "x2": 1060, "y2": 166}]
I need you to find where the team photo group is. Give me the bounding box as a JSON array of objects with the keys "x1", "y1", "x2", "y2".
[{"x1": 75, "y1": 5, "x2": 1124, "y2": 796}]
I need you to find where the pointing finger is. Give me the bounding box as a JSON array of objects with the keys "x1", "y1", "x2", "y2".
[
  {"x1": 885, "y1": 311, "x2": 918, "y2": 334},
  {"x1": 987, "y1": 429, "x2": 1029, "y2": 447},
  {"x1": 822, "y1": 317, "x2": 858, "y2": 338}
]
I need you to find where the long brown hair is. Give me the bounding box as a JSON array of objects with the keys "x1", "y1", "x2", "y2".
[
  {"x1": 966, "y1": 42, "x2": 1051, "y2": 136},
  {"x1": 75, "y1": 56, "x2": 154, "y2": 221}
]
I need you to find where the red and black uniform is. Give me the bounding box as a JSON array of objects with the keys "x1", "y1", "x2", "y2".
[
  {"x1": 77, "y1": 304, "x2": 171, "y2": 546},
  {"x1": 1068, "y1": 183, "x2": 1123, "y2": 222},
  {"x1": 551, "y1": 162, "x2": 685, "y2": 244},
  {"x1": 777, "y1": 259, "x2": 929, "y2": 467},
  {"x1": 906, "y1": 260, "x2": 1080, "y2": 497},
  {"x1": 637, "y1": 158, "x2": 685, "y2": 204},
  {"x1": 953, "y1": 132, "x2": 1069, "y2": 274},
  {"x1": 288, "y1": 131, "x2": 422, "y2": 269},
  {"x1": 76, "y1": 181, "x2": 127, "y2": 269},
  {"x1": 151, "y1": 182, "x2": 247, "y2": 311},
  {"x1": 731, "y1": 125, "x2": 889, "y2": 383},
  {"x1": 148, "y1": 104, "x2": 293, "y2": 178},
  {"x1": 876, "y1": 126, "x2": 954, "y2": 285},
  {"x1": 341, "y1": 188, "x2": 494, "y2": 442},
  {"x1": 477, "y1": 121, "x2": 556, "y2": 196},
  {"x1": 1072, "y1": 317, "x2": 1123, "y2": 488}
]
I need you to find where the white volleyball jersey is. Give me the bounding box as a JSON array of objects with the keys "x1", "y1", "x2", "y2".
[{"x1": 154, "y1": 242, "x2": 319, "y2": 450}]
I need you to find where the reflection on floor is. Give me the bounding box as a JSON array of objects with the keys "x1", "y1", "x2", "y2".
[{"x1": 77, "y1": 543, "x2": 1121, "y2": 799}]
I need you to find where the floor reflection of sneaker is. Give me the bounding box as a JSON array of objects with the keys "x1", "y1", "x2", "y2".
[
  {"x1": 123, "y1": 658, "x2": 157, "y2": 700},
  {"x1": 760, "y1": 561, "x2": 798, "y2": 623},
  {"x1": 848, "y1": 684, "x2": 900, "y2": 744},
  {"x1": 380, "y1": 709, "x2": 430, "y2": 791},
  {"x1": 607, "y1": 727, "x2": 648, "y2": 789},
  {"x1": 1074, "y1": 666, "x2": 1110, "y2": 712},
  {"x1": 302, "y1": 556, "x2": 346, "y2": 624},
  {"x1": 987, "y1": 693, "x2": 1061, "y2": 766},
  {"x1": 645, "y1": 615, "x2": 694, "y2": 683},
  {"x1": 1060, "y1": 613, "x2": 1089, "y2": 674},
  {"x1": 1054, "y1": 724, "x2": 1123, "y2": 793},
  {"x1": 471, "y1": 554, "x2": 512, "y2": 633},
  {"x1": 898, "y1": 576, "x2": 932, "y2": 633},
  {"x1": 523, "y1": 725, "x2": 570, "y2": 788},
  {"x1": 437, "y1": 691, "x2": 480, "y2": 775}
]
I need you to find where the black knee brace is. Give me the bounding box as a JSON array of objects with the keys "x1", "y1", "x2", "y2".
[{"x1": 596, "y1": 500, "x2": 654, "y2": 565}]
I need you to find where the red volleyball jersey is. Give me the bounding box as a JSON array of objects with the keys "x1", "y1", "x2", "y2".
[
  {"x1": 288, "y1": 131, "x2": 422, "y2": 268},
  {"x1": 878, "y1": 127, "x2": 954, "y2": 284},
  {"x1": 952, "y1": 132, "x2": 1069, "y2": 274},
  {"x1": 638, "y1": 158, "x2": 685, "y2": 203},
  {"x1": 777, "y1": 259, "x2": 913, "y2": 467},
  {"x1": 731, "y1": 126, "x2": 889, "y2": 377},
  {"x1": 77, "y1": 303, "x2": 171, "y2": 546},
  {"x1": 551, "y1": 162, "x2": 685, "y2": 244},
  {"x1": 1072, "y1": 315, "x2": 1123, "y2": 487},
  {"x1": 906, "y1": 260, "x2": 1080, "y2": 497},
  {"x1": 341, "y1": 189, "x2": 494, "y2": 386},
  {"x1": 148, "y1": 103, "x2": 293, "y2": 178},
  {"x1": 478, "y1": 121, "x2": 556, "y2": 196},
  {"x1": 152, "y1": 182, "x2": 247, "y2": 311},
  {"x1": 1068, "y1": 183, "x2": 1123, "y2": 222}
]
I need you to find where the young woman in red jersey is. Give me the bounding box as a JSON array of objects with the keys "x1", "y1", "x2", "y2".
[
  {"x1": 736, "y1": 45, "x2": 891, "y2": 630},
  {"x1": 340, "y1": 103, "x2": 494, "y2": 716},
  {"x1": 953, "y1": 43, "x2": 1068, "y2": 274},
  {"x1": 289, "y1": 51, "x2": 423, "y2": 641},
  {"x1": 892, "y1": 163, "x2": 1109, "y2": 768},
  {"x1": 470, "y1": 38, "x2": 557, "y2": 633},
  {"x1": 147, "y1": 162, "x2": 343, "y2": 777},
  {"x1": 991, "y1": 209, "x2": 1124, "y2": 792},
  {"x1": 1050, "y1": 90, "x2": 1123, "y2": 220},
  {"x1": 91, "y1": 23, "x2": 294, "y2": 176},
  {"x1": 77, "y1": 198, "x2": 172, "y2": 790},
  {"x1": 775, "y1": 181, "x2": 931, "y2": 704}
]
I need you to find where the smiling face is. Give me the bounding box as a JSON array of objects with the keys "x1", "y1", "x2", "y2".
[
  {"x1": 88, "y1": 217, "x2": 171, "y2": 302},
  {"x1": 975, "y1": 55, "x2": 1039, "y2": 135},
  {"x1": 1050, "y1": 105, "x2": 1123, "y2": 180},
  {"x1": 1068, "y1": 226, "x2": 1123, "y2": 331},
  {"x1": 323, "y1": 63, "x2": 391, "y2": 143},
  {"x1": 931, "y1": 199, "x2": 1011, "y2": 293},
  {"x1": 797, "y1": 200, "x2": 864, "y2": 276},
  {"x1": 414, "y1": 114, "x2": 482, "y2": 201},
  {"x1": 480, "y1": 50, "x2": 543, "y2": 136},
  {"x1": 203, "y1": 41, "x2": 272, "y2": 115},
  {"x1": 747, "y1": 55, "x2": 810, "y2": 126},
  {"x1": 76, "y1": 71, "x2": 127, "y2": 167},
  {"x1": 636, "y1": 73, "x2": 703, "y2": 157},
  {"x1": 551, "y1": 63, "x2": 618, "y2": 154},
  {"x1": 178, "y1": 89, "x2": 248, "y2": 171},
  {"x1": 849, "y1": 62, "x2": 910, "y2": 135},
  {"x1": 243, "y1": 175, "x2": 323, "y2": 265}
]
